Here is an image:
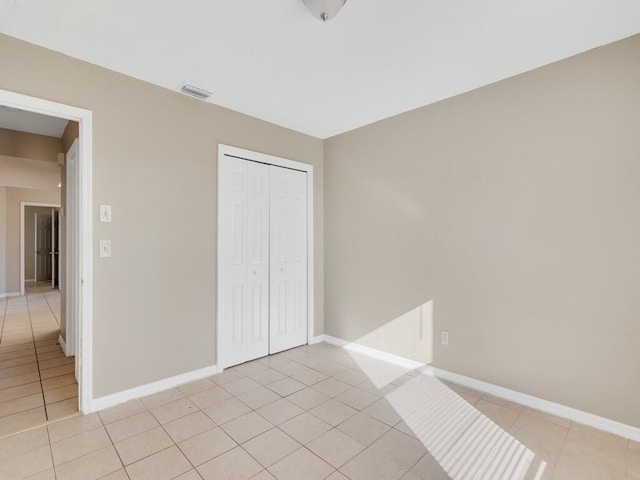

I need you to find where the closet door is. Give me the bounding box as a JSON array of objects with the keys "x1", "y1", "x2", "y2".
[
  {"x1": 269, "y1": 166, "x2": 308, "y2": 354},
  {"x1": 219, "y1": 156, "x2": 269, "y2": 368}
]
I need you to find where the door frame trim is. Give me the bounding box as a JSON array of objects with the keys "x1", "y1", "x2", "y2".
[
  {"x1": 1, "y1": 88, "x2": 94, "y2": 413},
  {"x1": 216, "y1": 144, "x2": 315, "y2": 369},
  {"x1": 20, "y1": 202, "x2": 60, "y2": 291}
]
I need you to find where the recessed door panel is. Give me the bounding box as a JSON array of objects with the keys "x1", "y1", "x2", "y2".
[
  {"x1": 231, "y1": 285, "x2": 243, "y2": 344},
  {"x1": 250, "y1": 284, "x2": 263, "y2": 340},
  {"x1": 232, "y1": 204, "x2": 245, "y2": 265}
]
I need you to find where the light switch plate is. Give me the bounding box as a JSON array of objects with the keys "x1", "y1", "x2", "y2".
[
  {"x1": 99, "y1": 240, "x2": 111, "y2": 258},
  {"x1": 99, "y1": 204, "x2": 112, "y2": 222}
]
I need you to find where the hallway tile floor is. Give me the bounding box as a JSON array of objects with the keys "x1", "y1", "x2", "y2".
[
  {"x1": 0, "y1": 340, "x2": 637, "y2": 479},
  {"x1": 0, "y1": 287, "x2": 78, "y2": 438}
]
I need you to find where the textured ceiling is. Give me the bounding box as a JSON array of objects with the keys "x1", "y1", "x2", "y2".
[{"x1": 1, "y1": 0, "x2": 639, "y2": 138}]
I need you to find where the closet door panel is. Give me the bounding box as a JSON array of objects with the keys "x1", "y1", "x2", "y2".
[
  {"x1": 246, "y1": 161, "x2": 270, "y2": 361},
  {"x1": 219, "y1": 156, "x2": 249, "y2": 368},
  {"x1": 269, "y1": 166, "x2": 308, "y2": 354}
]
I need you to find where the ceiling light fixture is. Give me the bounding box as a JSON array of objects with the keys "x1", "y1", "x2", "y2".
[{"x1": 301, "y1": 0, "x2": 347, "y2": 22}]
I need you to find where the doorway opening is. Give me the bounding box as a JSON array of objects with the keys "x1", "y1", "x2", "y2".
[
  {"x1": 21, "y1": 203, "x2": 61, "y2": 292},
  {"x1": 0, "y1": 88, "x2": 93, "y2": 437}
]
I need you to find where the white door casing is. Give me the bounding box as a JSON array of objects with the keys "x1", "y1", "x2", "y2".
[
  {"x1": 218, "y1": 156, "x2": 270, "y2": 368},
  {"x1": 2, "y1": 88, "x2": 93, "y2": 413},
  {"x1": 269, "y1": 166, "x2": 308, "y2": 354},
  {"x1": 21, "y1": 202, "x2": 60, "y2": 291}
]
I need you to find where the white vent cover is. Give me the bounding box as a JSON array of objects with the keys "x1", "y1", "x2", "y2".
[{"x1": 179, "y1": 83, "x2": 212, "y2": 100}]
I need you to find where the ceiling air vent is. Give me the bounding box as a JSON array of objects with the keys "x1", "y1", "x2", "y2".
[{"x1": 179, "y1": 83, "x2": 212, "y2": 100}]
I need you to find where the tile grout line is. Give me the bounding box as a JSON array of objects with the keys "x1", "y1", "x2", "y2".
[
  {"x1": 43, "y1": 291, "x2": 61, "y2": 329},
  {"x1": 26, "y1": 294, "x2": 49, "y2": 422},
  {"x1": 44, "y1": 417, "x2": 59, "y2": 480},
  {"x1": 96, "y1": 409, "x2": 130, "y2": 479}
]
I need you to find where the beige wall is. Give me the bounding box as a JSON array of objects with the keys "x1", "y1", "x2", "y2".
[
  {"x1": 0, "y1": 155, "x2": 61, "y2": 190},
  {"x1": 0, "y1": 33, "x2": 324, "y2": 398},
  {"x1": 0, "y1": 127, "x2": 61, "y2": 163},
  {"x1": 61, "y1": 121, "x2": 79, "y2": 153},
  {"x1": 324, "y1": 34, "x2": 640, "y2": 428}
]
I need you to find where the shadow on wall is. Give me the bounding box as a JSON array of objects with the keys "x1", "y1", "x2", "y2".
[{"x1": 332, "y1": 301, "x2": 546, "y2": 479}]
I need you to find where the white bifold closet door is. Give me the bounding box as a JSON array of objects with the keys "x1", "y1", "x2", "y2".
[{"x1": 219, "y1": 155, "x2": 307, "y2": 368}]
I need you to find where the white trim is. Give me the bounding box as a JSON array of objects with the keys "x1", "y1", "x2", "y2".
[
  {"x1": 324, "y1": 334, "x2": 640, "y2": 442},
  {"x1": 308, "y1": 335, "x2": 325, "y2": 345},
  {"x1": 25, "y1": 279, "x2": 35, "y2": 284},
  {"x1": 422, "y1": 366, "x2": 640, "y2": 442},
  {"x1": 0, "y1": 88, "x2": 93, "y2": 414},
  {"x1": 58, "y1": 334, "x2": 68, "y2": 356},
  {"x1": 323, "y1": 335, "x2": 425, "y2": 370},
  {"x1": 91, "y1": 365, "x2": 220, "y2": 412},
  {"x1": 20, "y1": 202, "x2": 60, "y2": 297},
  {"x1": 0, "y1": 292, "x2": 21, "y2": 299},
  {"x1": 216, "y1": 144, "x2": 315, "y2": 370}
]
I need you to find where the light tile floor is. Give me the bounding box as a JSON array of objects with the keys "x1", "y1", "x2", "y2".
[
  {"x1": 0, "y1": 285, "x2": 78, "y2": 438},
  {"x1": 0, "y1": 341, "x2": 637, "y2": 479}
]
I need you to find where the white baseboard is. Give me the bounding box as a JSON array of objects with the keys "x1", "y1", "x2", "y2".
[
  {"x1": 323, "y1": 334, "x2": 640, "y2": 442},
  {"x1": 58, "y1": 335, "x2": 67, "y2": 356},
  {"x1": 308, "y1": 335, "x2": 325, "y2": 345},
  {"x1": 90, "y1": 364, "x2": 220, "y2": 413},
  {"x1": 323, "y1": 335, "x2": 425, "y2": 370},
  {"x1": 0, "y1": 292, "x2": 21, "y2": 299},
  {"x1": 25, "y1": 279, "x2": 35, "y2": 284}
]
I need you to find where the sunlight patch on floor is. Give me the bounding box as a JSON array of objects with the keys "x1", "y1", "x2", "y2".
[{"x1": 344, "y1": 348, "x2": 545, "y2": 480}]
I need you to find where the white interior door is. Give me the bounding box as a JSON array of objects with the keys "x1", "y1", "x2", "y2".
[
  {"x1": 218, "y1": 156, "x2": 270, "y2": 368},
  {"x1": 66, "y1": 139, "x2": 79, "y2": 362},
  {"x1": 36, "y1": 213, "x2": 52, "y2": 282},
  {"x1": 56, "y1": 209, "x2": 61, "y2": 290},
  {"x1": 269, "y1": 166, "x2": 308, "y2": 354},
  {"x1": 51, "y1": 208, "x2": 56, "y2": 288},
  {"x1": 34, "y1": 213, "x2": 38, "y2": 283}
]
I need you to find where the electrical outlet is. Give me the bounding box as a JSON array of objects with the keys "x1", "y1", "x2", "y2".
[
  {"x1": 441, "y1": 330, "x2": 449, "y2": 346},
  {"x1": 99, "y1": 240, "x2": 111, "y2": 258}
]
